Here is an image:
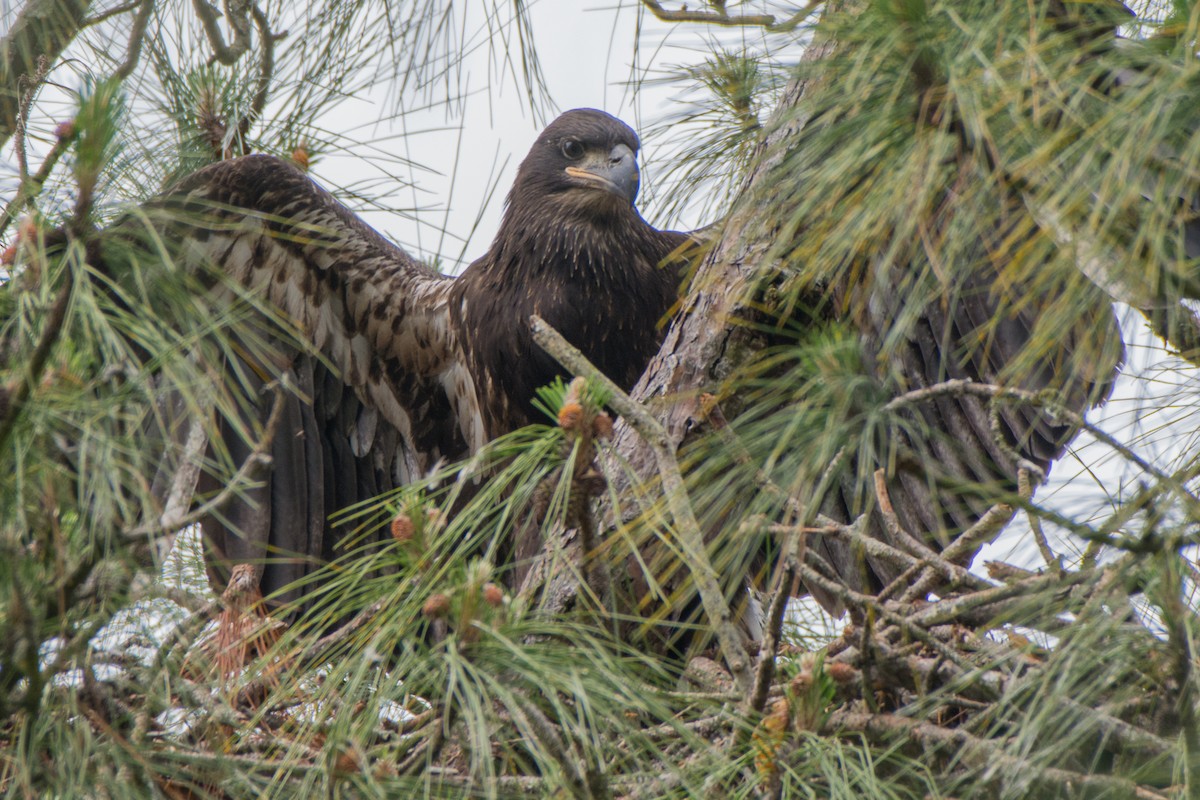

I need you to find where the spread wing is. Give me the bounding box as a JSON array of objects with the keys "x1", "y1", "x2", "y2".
[{"x1": 135, "y1": 155, "x2": 483, "y2": 600}]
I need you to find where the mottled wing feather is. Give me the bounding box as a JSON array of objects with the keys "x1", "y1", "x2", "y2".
[
  {"x1": 158, "y1": 154, "x2": 479, "y2": 467},
  {"x1": 140, "y1": 155, "x2": 482, "y2": 600}
]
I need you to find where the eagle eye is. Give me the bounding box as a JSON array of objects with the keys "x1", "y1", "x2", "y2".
[{"x1": 561, "y1": 139, "x2": 585, "y2": 160}]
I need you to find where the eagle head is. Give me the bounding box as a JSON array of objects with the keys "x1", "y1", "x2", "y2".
[{"x1": 508, "y1": 108, "x2": 642, "y2": 215}]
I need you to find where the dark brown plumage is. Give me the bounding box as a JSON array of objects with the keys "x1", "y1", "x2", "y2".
[
  {"x1": 451, "y1": 109, "x2": 687, "y2": 438},
  {"x1": 144, "y1": 109, "x2": 687, "y2": 600}
]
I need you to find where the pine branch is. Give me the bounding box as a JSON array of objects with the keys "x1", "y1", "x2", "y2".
[{"x1": 530, "y1": 314, "x2": 753, "y2": 693}]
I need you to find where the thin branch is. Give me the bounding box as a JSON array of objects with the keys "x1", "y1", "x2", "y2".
[
  {"x1": 113, "y1": 0, "x2": 154, "y2": 80},
  {"x1": 0, "y1": 132, "x2": 71, "y2": 241},
  {"x1": 1019, "y1": 467, "x2": 1063, "y2": 576},
  {"x1": 907, "y1": 567, "x2": 1095, "y2": 629},
  {"x1": 744, "y1": 525, "x2": 802, "y2": 715},
  {"x1": 0, "y1": 0, "x2": 89, "y2": 148},
  {"x1": 247, "y1": 4, "x2": 281, "y2": 122},
  {"x1": 308, "y1": 597, "x2": 385, "y2": 655},
  {"x1": 883, "y1": 380, "x2": 1174, "y2": 494},
  {"x1": 794, "y1": 559, "x2": 979, "y2": 675},
  {"x1": 639, "y1": 0, "x2": 821, "y2": 32},
  {"x1": 192, "y1": 0, "x2": 252, "y2": 64},
  {"x1": 82, "y1": 0, "x2": 140, "y2": 26},
  {"x1": 900, "y1": 503, "x2": 1014, "y2": 603},
  {"x1": 809, "y1": 514, "x2": 989, "y2": 594},
  {"x1": 530, "y1": 314, "x2": 753, "y2": 692},
  {"x1": 941, "y1": 503, "x2": 1016, "y2": 565},
  {"x1": 872, "y1": 469, "x2": 953, "y2": 563},
  {"x1": 825, "y1": 710, "x2": 1173, "y2": 800},
  {"x1": 14, "y1": 54, "x2": 50, "y2": 185},
  {"x1": 152, "y1": 411, "x2": 210, "y2": 537}
]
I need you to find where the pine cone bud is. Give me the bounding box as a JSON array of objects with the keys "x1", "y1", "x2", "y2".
[
  {"x1": 333, "y1": 749, "x2": 360, "y2": 774},
  {"x1": 482, "y1": 583, "x2": 504, "y2": 607},
  {"x1": 422, "y1": 593, "x2": 451, "y2": 618},
  {"x1": 558, "y1": 402, "x2": 584, "y2": 431},
  {"x1": 826, "y1": 661, "x2": 858, "y2": 684},
  {"x1": 54, "y1": 120, "x2": 77, "y2": 140},
  {"x1": 17, "y1": 216, "x2": 36, "y2": 244},
  {"x1": 390, "y1": 513, "x2": 415, "y2": 542},
  {"x1": 291, "y1": 145, "x2": 310, "y2": 171}
]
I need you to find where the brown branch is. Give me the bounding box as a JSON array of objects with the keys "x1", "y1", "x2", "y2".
[
  {"x1": 192, "y1": 0, "x2": 251, "y2": 64},
  {"x1": 824, "y1": 710, "x2": 1173, "y2": 800},
  {"x1": 872, "y1": 469, "x2": 940, "y2": 561},
  {"x1": 309, "y1": 597, "x2": 386, "y2": 654},
  {"x1": 13, "y1": 54, "x2": 51, "y2": 187},
  {"x1": 900, "y1": 503, "x2": 1014, "y2": 603},
  {"x1": 247, "y1": 4, "x2": 281, "y2": 122},
  {"x1": 82, "y1": 0, "x2": 140, "y2": 26},
  {"x1": 941, "y1": 502, "x2": 1017, "y2": 564},
  {"x1": 639, "y1": 0, "x2": 821, "y2": 32},
  {"x1": 794, "y1": 560, "x2": 979, "y2": 674},
  {"x1": 743, "y1": 525, "x2": 802, "y2": 717},
  {"x1": 1019, "y1": 467, "x2": 1063, "y2": 576},
  {"x1": 113, "y1": 0, "x2": 154, "y2": 79},
  {"x1": 531, "y1": 314, "x2": 753, "y2": 692},
  {"x1": 907, "y1": 567, "x2": 1095, "y2": 630},
  {"x1": 820, "y1": 513, "x2": 991, "y2": 595}
]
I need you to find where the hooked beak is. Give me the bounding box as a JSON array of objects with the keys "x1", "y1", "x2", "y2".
[{"x1": 564, "y1": 143, "x2": 639, "y2": 204}]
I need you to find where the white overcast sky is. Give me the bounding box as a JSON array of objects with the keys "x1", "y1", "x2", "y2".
[{"x1": 307, "y1": 1, "x2": 748, "y2": 271}]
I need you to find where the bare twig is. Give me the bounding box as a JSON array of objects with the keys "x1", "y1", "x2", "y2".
[
  {"x1": 309, "y1": 597, "x2": 386, "y2": 654},
  {"x1": 825, "y1": 710, "x2": 1172, "y2": 800},
  {"x1": 247, "y1": 4, "x2": 282, "y2": 123},
  {"x1": 743, "y1": 524, "x2": 802, "y2": 716},
  {"x1": 152, "y1": 411, "x2": 210, "y2": 538},
  {"x1": 907, "y1": 567, "x2": 1095, "y2": 629},
  {"x1": 872, "y1": 469, "x2": 938, "y2": 561},
  {"x1": 901, "y1": 503, "x2": 1014, "y2": 603},
  {"x1": 885, "y1": 380, "x2": 1200, "y2": 521},
  {"x1": 82, "y1": 1, "x2": 142, "y2": 27},
  {"x1": 192, "y1": 0, "x2": 252, "y2": 64},
  {"x1": 530, "y1": 315, "x2": 752, "y2": 693},
  {"x1": 639, "y1": 0, "x2": 821, "y2": 32},
  {"x1": 1019, "y1": 467, "x2": 1063, "y2": 576},
  {"x1": 794, "y1": 560, "x2": 979, "y2": 674},
  {"x1": 14, "y1": 54, "x2": 50, "y2": 185},
  {"x1": 113, "y1": 0, "x2": 154, "y2": 79}
]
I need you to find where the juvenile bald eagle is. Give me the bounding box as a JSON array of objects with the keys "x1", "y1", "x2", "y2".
[{"x1": 145, "y1": 109, "x2": 688, "y2": 598}]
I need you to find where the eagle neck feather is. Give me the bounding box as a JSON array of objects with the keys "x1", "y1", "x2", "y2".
[{"x1": 454, "y1": 196, "x2": 680, "y2": 437}]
